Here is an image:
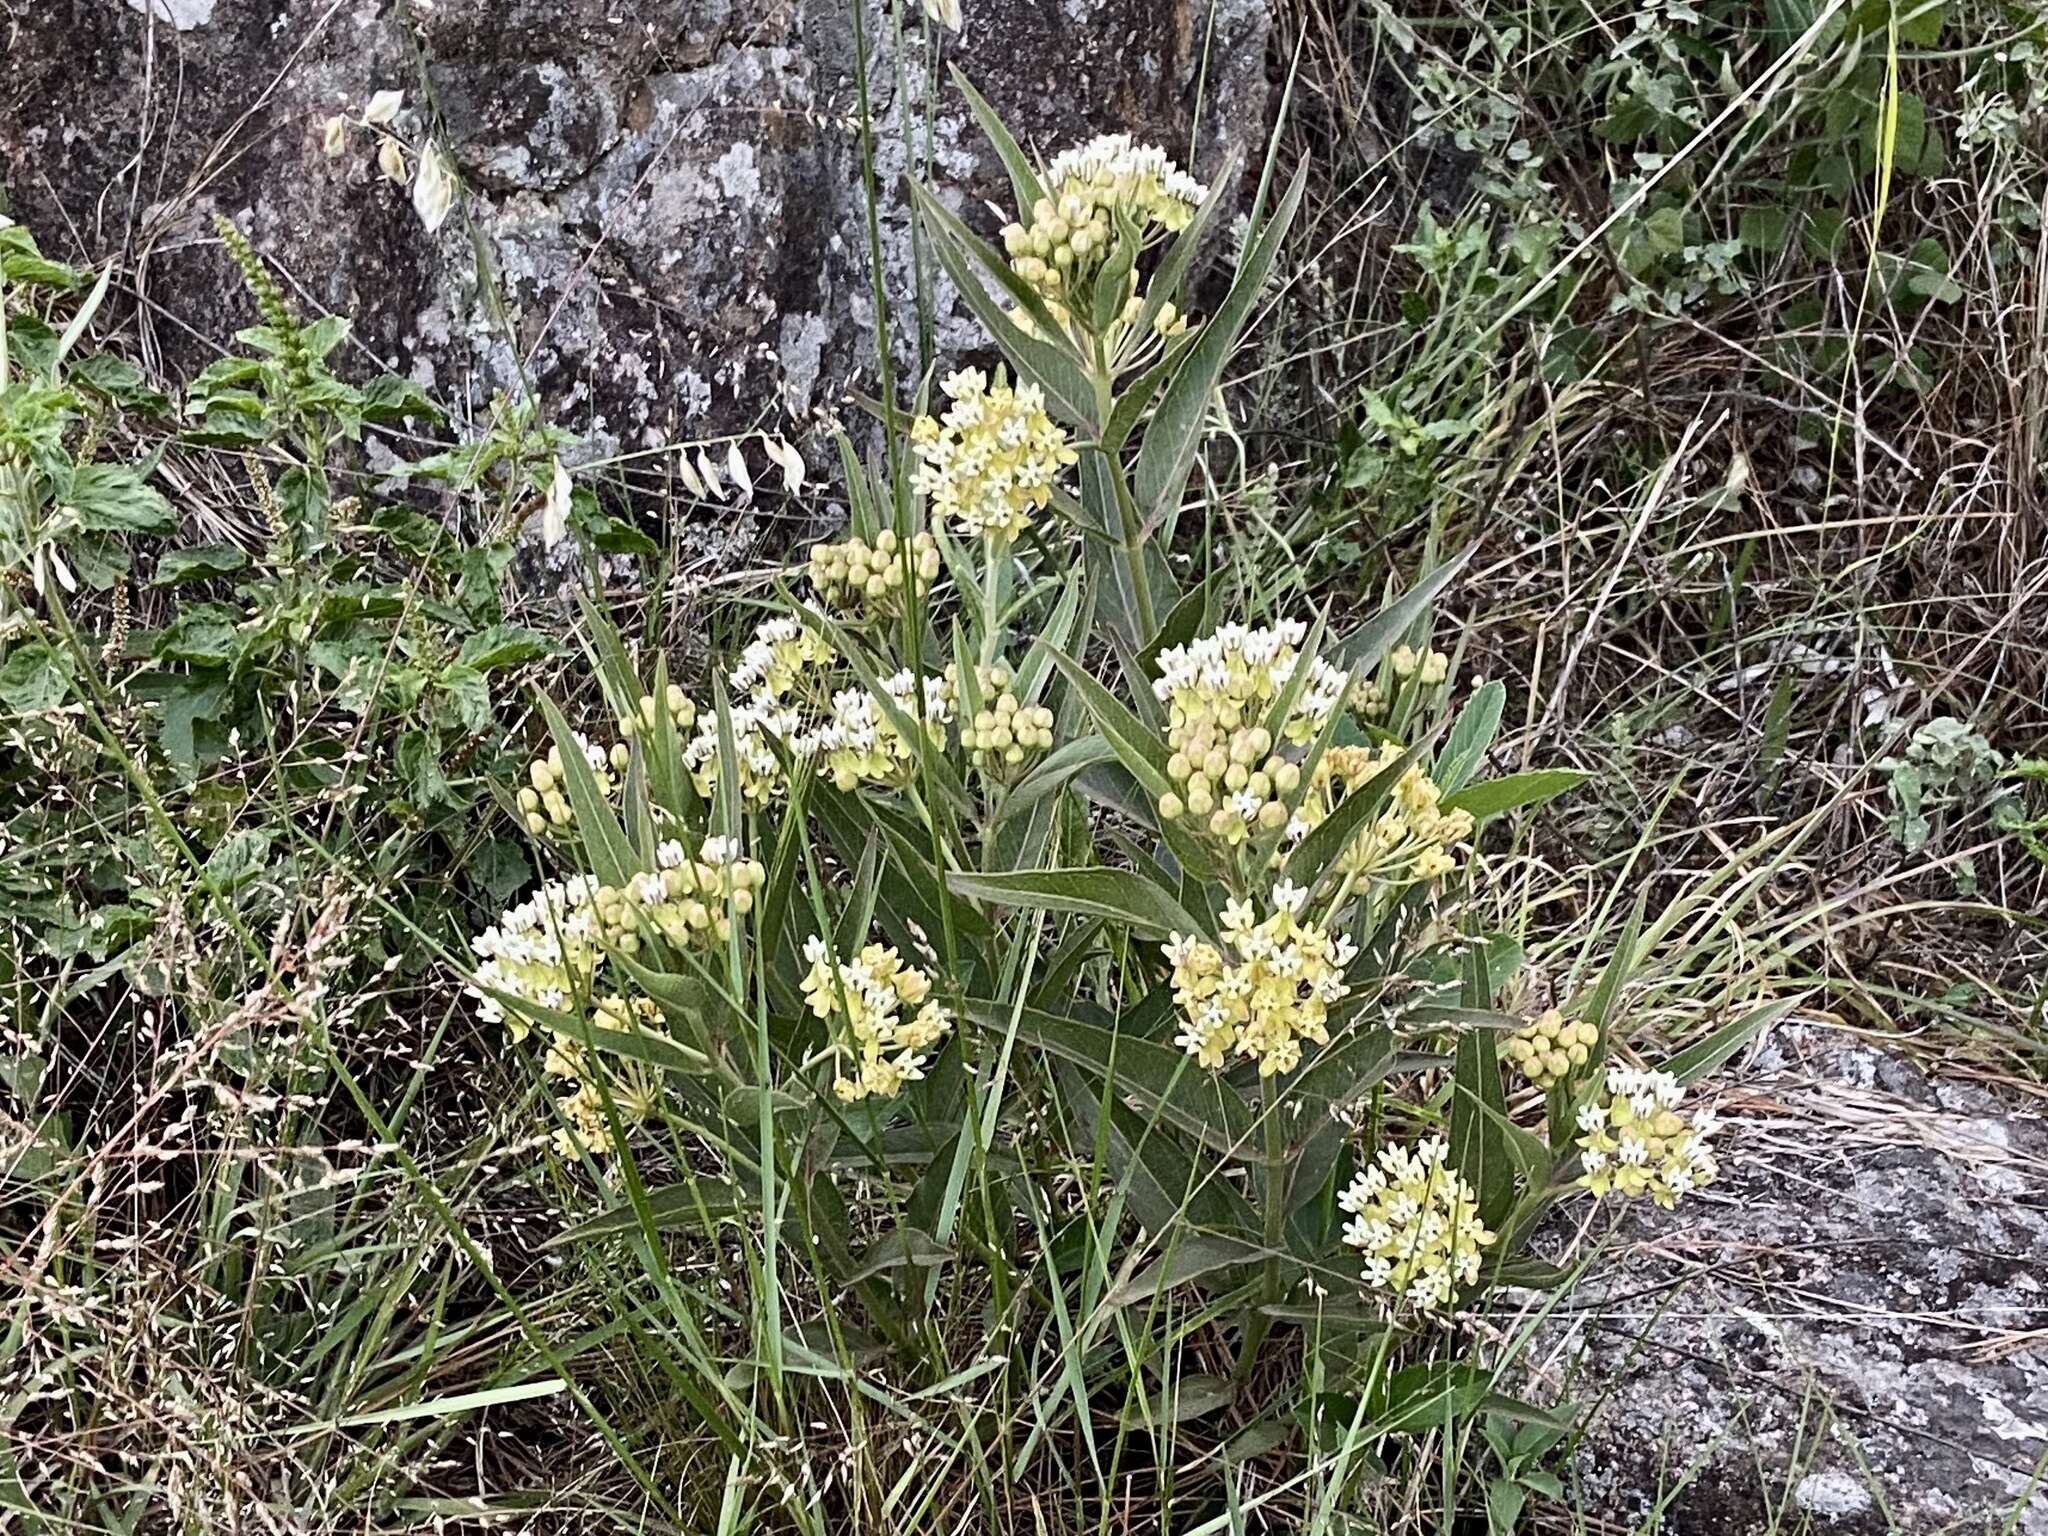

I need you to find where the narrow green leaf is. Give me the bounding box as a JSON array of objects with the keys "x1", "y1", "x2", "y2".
[
  {"x1": 947, "y1": 867, "x2": 1207, "y2": 940},
  {"x1": 536, "y1": 694, "x2": 635, "y2": 888},
  {"x1": 1661, "y1": 997, "x2": 1792, "y2": 1085},
  {"x1": 1437, "y1": 681, "x2": 1505, "y2": 793},
  {"x1": 1132, "y1": 166, "x2": 1307, "y2": 528}
]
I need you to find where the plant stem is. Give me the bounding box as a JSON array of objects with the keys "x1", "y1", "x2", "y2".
[{"x1": 1234, "y1": 1072, "x2": 1290, "y2": 1384}]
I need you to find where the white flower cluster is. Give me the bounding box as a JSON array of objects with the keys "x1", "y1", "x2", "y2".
[
  {"x1": 468, "y1": 838, "x2": 765, "y2": 1037},
  {"x1": 467, "y1": 878, "x2": 604, "y2": 1036},
  {"x1": 814, "y1": 669, "x2": 954, "y2": 792},
  {"x1": 1575, "y1": 1066, "x2": 1719, "y2": 1209},
  {"x1": 1338, "y1": 1135, "x2": 1497, "y2": 1312},
  {"x1": 1043, "y1": 134, "x2": 1208, "y2": 212},
  {"x1": 1165, "y1": 881, "x2": 1359, "y2": 1077},
  {"x1": 683, "y1": 618, "x2": 838, "y2": 804},
  {"x1": 801, "y1": 934, "x2": 954, "y2": 1102},
  {"x1": 909, "y1": 368, "x2": 1076, "y2": 547}
]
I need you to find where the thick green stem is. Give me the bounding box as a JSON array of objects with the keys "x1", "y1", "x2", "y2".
[
  {"x1": 1094, "y1": 360, "x2": 1157, "y2": 644},
  {"x1": 1234, "y1": 1072, "x2": 1290, "y2": 1383}
]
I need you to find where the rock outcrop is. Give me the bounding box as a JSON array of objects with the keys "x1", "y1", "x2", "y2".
[
  {"x1": 1, "y1": 1, "x2": 1270, "y2": 468},
  {"x1": 1527, "y1": 1022, "x2": 2048, "y2": 1533}
]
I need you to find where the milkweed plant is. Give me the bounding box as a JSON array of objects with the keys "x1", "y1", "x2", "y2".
[{"x1": 459, "y1": 82, "x2": 1736, "y2": 1408}]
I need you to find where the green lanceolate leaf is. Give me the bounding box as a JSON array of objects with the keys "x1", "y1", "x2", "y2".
[
  {"x1": 1283, "y1": 742, "x2": 1424, "y2": 886},
  {"x1": 1132, "y1": 165, "x2": 1307, "y2": 534},
  {"x1": 946, "y1": 866, "x2": 1208, "y2": 940},
  {"x1": 1437, "y1": 681, "x2": 1505, "y2": 793},
  {"x1": 908, "y1": 182, "x2": 1097, "y2": 430},
  {"x1": 969, "y1": 1001, "x2": 1257, "y2": 1157},
  {"x1": 1106, "y1": 1232, "x2": 1264, "y2": 1308},
  {"x1": 949, "y1": 67, "x2": 1045, "y2": 213},
  {"x1": 1443, "y1": 770, "x2": 1590, "y2": 821},
  {"x1": 1333, "y1": 550, "x2": 1472, "y2": 670},
  {"x1": 536, "y1": 693, "x2": 635, "y2": 888},
  {"x1": 1662, "y1": 997, "x2": 1792, "y2": 1085}
]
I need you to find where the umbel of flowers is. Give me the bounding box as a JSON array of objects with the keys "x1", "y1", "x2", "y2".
[
  {"x1": 1152, "y1": 620, "x2": 1349, "y2": 847},
  {"x1": 1165, "y1": 882, "x2": 1359, "y2": 1077},
  {"x1": 1339, "y1": 1136, "x2": 1497, "y2": 1312},
  {"x1": 467, "y1": 837, "x2": 765, "y2": 1154},
  {"x1": 1001, "y1": 133, "x2": 1204, "y2": 322},
  {"x1": 801, "y1": 934, "x2": 955, "y2": 1102},
  {"x1": 1575, "y1": 1065, "x2": 1719, "y2": 1208},
  {"x1": 909, "y1": 367, "x2": 1076, "y2": 549},
  {"x1": 1286, "y1": 742, "x2": 1476, "y2": 883}
]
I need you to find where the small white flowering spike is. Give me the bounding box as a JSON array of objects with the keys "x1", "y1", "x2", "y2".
[
  {"x1": 541, "y1": 459, "x2": 572, "y2": 548},
  {"x1": 321, "y1": 115, "x2": 349, "y2": 157},
  {"x1": 922, "y1": 0, "x2": 963, "y2": 29},
  {"x1": 376, "y1": 137, "x2": 407, "y2": 184},
  {"x1": 761, "y1": 435, "x2": 806, "y2": 492},
  {"x1": 725, "y1": 440, "x2": 755, "y2": 499},
  {"x1": 674, "y1": 450, "x2": 706, "y2": 498},
  {"x1": 412, "y1": 143, "x2": 458, "y2": 233},
  {"x1": 364, "y1": 89, "x2": 405, "y2": 126}
]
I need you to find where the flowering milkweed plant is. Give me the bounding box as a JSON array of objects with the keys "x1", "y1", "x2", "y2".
[{"x1": 460, "y1": 81, "x2": 1751, "y2": 1422}]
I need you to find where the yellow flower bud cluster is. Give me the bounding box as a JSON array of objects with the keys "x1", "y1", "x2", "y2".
[
  {"x1": 1575, "y1": 1066, "x2": 1719, "y2": 1209},
  {"x1": 1338, "y1": 1135, "x2": 1497, "y2": 1312},
  {"x1": 956, "y1": 663, "x2": 1054, "y2": 778},
  {"x1": 587, "y1": 837, "x2": 766, "y2": 957},
  {"x1": 1150, "y1": 620, "x2": 1346, "y2": 849},
  {"x1": 1165, "y1": 882, "x2": 1359, "y2": 1077},
  {"x1": 909, "y1": 368, "x2": 1076, "y2": 547},
  {"x1": 619, "y1": 683, "x2": 698, "y2": 741},
  {"x1": 1283, "y1": 743, "x2": 1475, "y2": 884},
  {"x1": 999, "y1": 135, "x2": 1204, "y2": 311},
  {"x1": 517, "y1": 733, "x2": 628, "y2": 835},
  {"x1": 809, "y1": 528, "x2": 940, "y2": 616},
  {"x1": 816, "y1": 670, "x2": 953, "y2": 792},
  {"x1": 1388, "y1": 644, "x2": 1450, "y2": 686},
  {"x1": 543, "y1": 994, "x2": 665, "y2": 1159},
  {"x1": 801, "y1": 933, "x2": 954, "y2": 1102},
  {"x1": 1505, "y1": 1009, "x2": 1598, "y2": 1088}
]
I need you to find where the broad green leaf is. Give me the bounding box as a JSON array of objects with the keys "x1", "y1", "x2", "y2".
[
  {"x1": 151, "y1": 543, "x2": 247, "y2": 585},
  {"x1": 545, "y1": 1180, "x2": 755, "y2": 1245},
  {"x1": 536, "y1": 694, "x2": 635, "y2": 888},
  {"x1": 1283, "y1": 742, "x2": 1423, "y2": 885},
  {"x1": 1443, "y1": 770, "x2": 1590, "y2": 821},
  {"x1": 1120, "y1": 1372, "x2": 1235, "y2": 1428},
  {"x1": 1333, "y1": 551, "x2": 1472, "y2": 670},
  {"x1": 845, "y1": 1225, "x2": 953, "y2": 1285},
  {"x1": 1132, "y1": 166, "x2": 1306, "y2": 528},
  {"x1": 971, "y1": 1002, "x2": 1257, "y2": 1157},
  {"x1": 1106, "y1": 1232, "x2": 1264, "y2": 1308},
  {"x1": 1437, "y1": 681, "x2": 1505, "y2": 792}
]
